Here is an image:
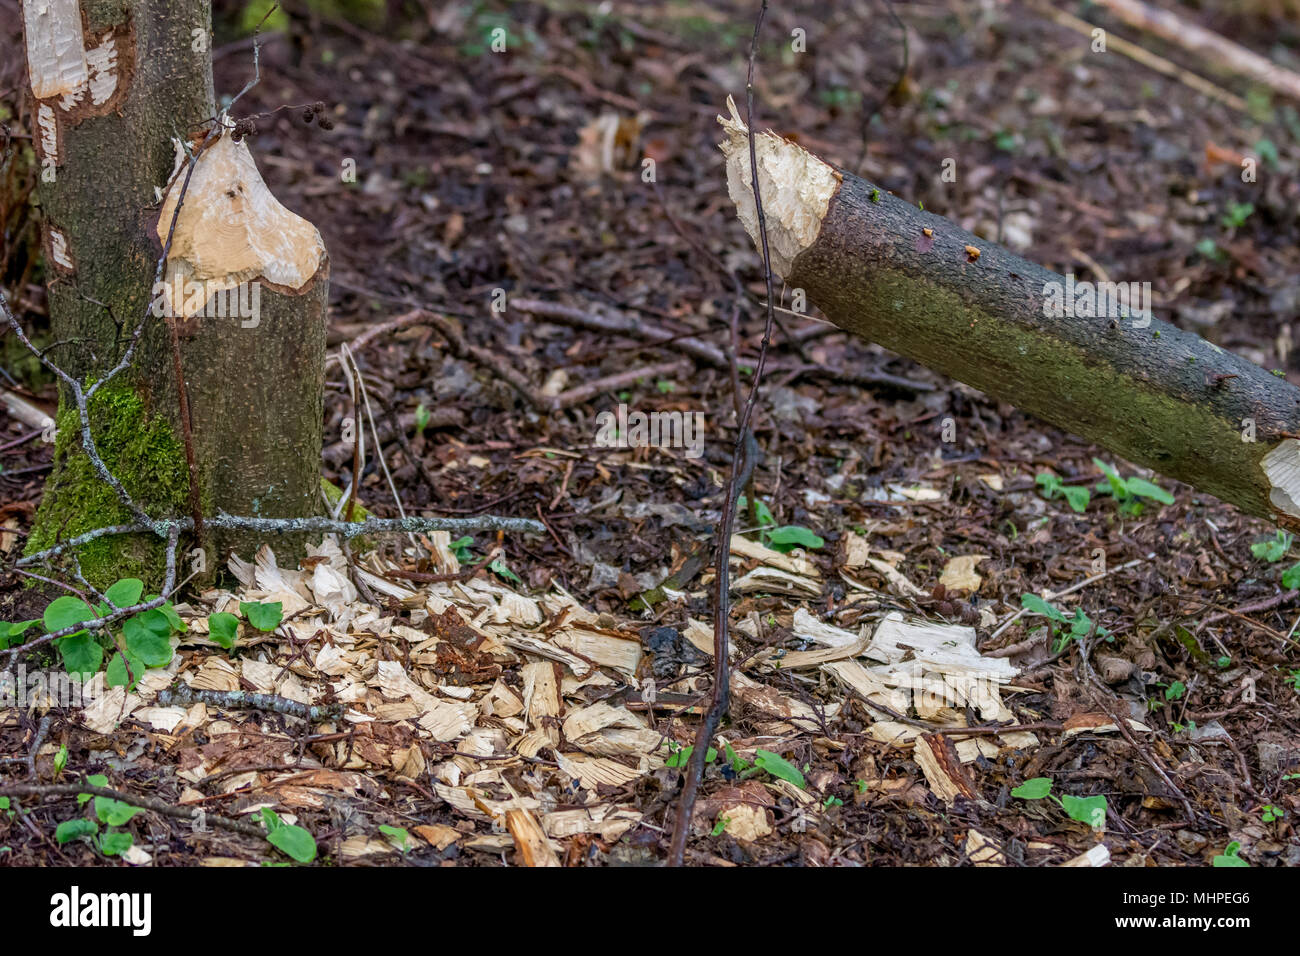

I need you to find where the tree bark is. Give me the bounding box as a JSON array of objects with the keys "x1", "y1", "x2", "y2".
[
  {"x1": 717, "y1": 98, "x2": 1300, "y2": 532},
  {"x1": 20, "y1": 0, "x2": 328, "y2": 585}
]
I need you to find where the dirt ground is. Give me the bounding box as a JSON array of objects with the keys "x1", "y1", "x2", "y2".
[{"x1": 2, "y1": 0, "x2": 1300, "y2": 866}]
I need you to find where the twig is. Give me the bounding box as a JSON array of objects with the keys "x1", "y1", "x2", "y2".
[
  {"x1": 16, "y1": 513, "x2": 543, "y2": 568},
  {"x1": 25, "y1": 714, "x2": 51, "y2": 780},
  {"x1": 157, "y1": 683, "x2": 342, "y2": 722},
  {"x1": 0, "y1": 780, "x2": 265, "y2": 838},
  {"x1": 668, "y1": 0, "x2": 775, "y2": 867}
]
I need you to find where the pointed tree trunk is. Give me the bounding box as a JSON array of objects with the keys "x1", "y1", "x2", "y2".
[
  {"x1": 20, "y1": 0, "x2": 328, "y2": 586},
  {"x1": 717, "y1": 99, "x2": 1300, "y2": 532}
]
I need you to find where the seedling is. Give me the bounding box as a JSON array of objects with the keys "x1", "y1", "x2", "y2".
[
  {"x1": 1091, "y1": 459, "x2": 1174, "y2": 517},
  {"x1": 1261, "y1": 804, "x2": 1285, "y2": 823},
  {"x1": 1011, "y1": 777, "x2": 1107, "y2": 829},
  {"x1": 1, "y1": 579, "x2": 186, "y2": 688},
  {"x1": 261, "y1": 807, "x2": 318, "y2": 863},
  {"x1": 1253, "y1": 530, "x2": 1293, "y2": 563},
  {"x1": 379, "y1": 824, "x2": 412, "y2": 853},
  {"x1": 1020, "y1": 593, "x2": 1110, "y2": 654},
  {"x1": 1213, "y1": 841, "x2": 1249, "y2": 867},
  {"x1": 1035, "y1": 473, "x2": 1090, "y2": 513}
]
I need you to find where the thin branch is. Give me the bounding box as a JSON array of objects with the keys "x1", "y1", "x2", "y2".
[{"x1": 668, "y1": 0, "x2": 776, "y2": 867}]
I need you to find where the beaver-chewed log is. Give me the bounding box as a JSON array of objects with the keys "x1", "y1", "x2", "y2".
[{"x1": 718, "y1": 97, "x2": 1300, "y2": 531}]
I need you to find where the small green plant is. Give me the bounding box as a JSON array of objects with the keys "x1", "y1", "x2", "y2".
[
  {"x1": 206, "y1": 601, "x2": 282, "y2": 653},
  {"x1": 1, "y1": 578, "x2": 186, "y2": 687},
  {"x1": 711, "y1": 816, "x2": 729, "y2": 837},
  {"x1": 1261, "y1": 804, "x2": 1285, "y2": 823},
  {"x1": 1221, "y1": 202, "x2": 1254, "y2": 230},
  {"x1": 752, "y1": 749, "x2": 806, "y2": 788},
  {"x1": 449, "y1": 536, "x2": 475, "y2": 563},
  {"x1": 379, "y1": 824, "x2": 412, "y2": 853},
  {"x1": 714, "y1": 744, "x2": 805, "y2": 788},
  {"x1": 655, "y1": 380, "x2": 676, "y2": 394},
  {"x1": 1092, "y1": 459, "x2": 1174, "y2": 517},
  {"x1": 663, "y1": 742, "x2": 716, "y2": 768},
  {"x1": 1253, "y1": 530, "x2": 1294, "y2": 563},
  {"x1": 737, "y1": 496, "x2": 776, "y2": 529},
  {"x1": 54, "y1": 775, "x2": 142, "y2": 857},
  {"x1": 763, "y1": 525, "x2": 824, "y2": 553},
  {"x1": 1213, "y1": 841, "x2": 1249, "y2": 867},
  {"x1": 1021, "y1": 594, "x2": 1110, "y2": 654},
  {"x1": 1011, "y1": 777, "x2": 1107, "y2": 828},
  {"x1": 1036, "y1": 473, "x2": 1090, "y2": 513},
  {"x1": 261, "y1": 807, "x2": 317, "y2": 863},
  {"x1": 413, "y1": 402, "x2": 430, "y2": 438},
  {"x1": 1164, "y1": 680, "x2": 1186, "y2": 701},
  {"x1": 823, "y1": 795, "x2": 844, "y2": 808},
  {"x1": 444, "y1": 536, "x2": 521, "y2": 584}
]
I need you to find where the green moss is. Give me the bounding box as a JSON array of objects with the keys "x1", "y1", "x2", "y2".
[{"x1": 25, "y1": 385, "x2": 194, "y2": 589}]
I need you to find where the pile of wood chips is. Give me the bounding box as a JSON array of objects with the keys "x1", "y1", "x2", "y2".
[{"x1": 71, "y1": 531, "x2": 1122, "y2": 865}]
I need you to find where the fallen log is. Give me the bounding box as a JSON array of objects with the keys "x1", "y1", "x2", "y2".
[
  {"x1": 1089, "y1": 0, "x2": 1300, "y2": 104},
  {"x1": 717, "y1": 98, "x2": 1300, "y2": 531}
]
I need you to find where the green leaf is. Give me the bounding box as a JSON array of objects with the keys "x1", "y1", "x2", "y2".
[
  {"x1": 124, "y1": 609, "x2": 173, "y2": 667},
  {"x1": 1035, "y1": 473, "x2": 1063, "y2": 497},
  {"x1": 79, "y1": 774, "x2": 109, "y2": 804},
  {"x1": 260, "y1": 807, "x2": 283, "y2": 832},
  {"x1": 1011, "y1": 777, "x2": 1053, "y2": 800},
  {"x1": 0, "y1": 619, "x2": 39, "y2": 650},
  {"x1": 105, "y1": 651, "x2": 147, "y2": 690},
  {"x1": 763, "y1": 525, "x2": 824, "y2": 552},
  {"x1": 1124, "y1": 477, "x2": 1173, "y2": 505},
  {"x1": 56, "y1": 632, "x2": 102, "y2": 676},
  {"x1": 103, "y1": 578, "x2": 144, "y2": 609},
  {"x1": 1213, "y1": 841, "x2": 1249, "y2": 867},
  {"x1": 1020, "y1": 593, "x2": 1066, "y2": 622},
  {"x1": 413, "y1": 402, "x2": 430, "y2": 434},
  {"x1": 1061, "y1": 793, "x2": 1108, "y2": 828},
  {"x1": 267, "y1": 823, "x2": 318, "y2": 863},
  {"x1": 724, "y1": 742, "x2": 748, "y2": 773},
  {"x1": 1252, "y1": 531, "x2": 1292, "y2": 563},
  {"x1": 208, "y1": 612, "x2": 240, "y2": 650},
  {"x1": 1164, "y1": 680, "x2": 1186, "y2": 701},
  {"x1": 1062, "y1": 486, "x2": 1091, "y2": 513},
  {"x1": 95, "y1": 796, "x2": 142, "y2": 827},
  {"x1": 55, "y1": 819, "x2": 99, "y2": 844},
  {"x1": 1092, "y1": 458, "x2": 1127, "y2": 498},
  {"x1": 379, "y1": 824, "x2": 411, "y2": 851},
  {"x1": 240, "y1": 601, "x2": 283, "y2": 632},
  {"x1": 1283, "y1": 563, "x2": 1300, "y2": 590},
  {"x1": 753, "y1": 749, "x2": 806, "y2": 788},
  {"x1": 489, "y1": 559, "x2": 522, "y2": 585},
  {"x1": 147, "y1": 597, "x2": 184, "y2": 632},
  {"x1": 97, "y1": 831, "x2": 134, "y2": 857},
  {"x1": 44, "y1": 596, "x2": 95, "y2": 632}
]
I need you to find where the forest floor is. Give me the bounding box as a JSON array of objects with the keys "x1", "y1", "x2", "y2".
[{"x1": 2, "y1": 0, "x2": 1300, "y2": 866}]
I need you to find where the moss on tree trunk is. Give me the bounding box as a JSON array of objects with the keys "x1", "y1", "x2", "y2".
[{"x1": 21, "y1": 0, "x2": 328, "y2": 587}]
